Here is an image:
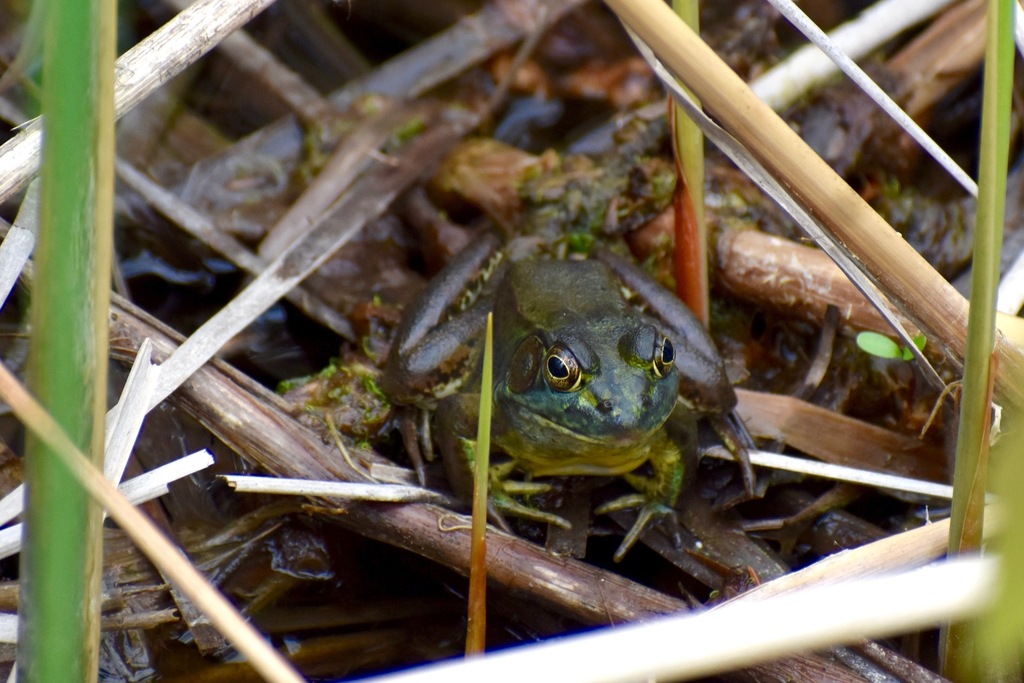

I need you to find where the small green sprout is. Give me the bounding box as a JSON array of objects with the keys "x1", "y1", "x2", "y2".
[
  {"x1": 856, "y1": 331, "x2": 926, "y2": 361},
  {"x1": 392, "y1": 116, "x2": 426, "y2": 144},
  {"x1": 566, "y1": 231, "x2": 594, "y2": 255}
]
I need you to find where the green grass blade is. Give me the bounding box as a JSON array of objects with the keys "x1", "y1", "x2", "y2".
[
  {"x1": 972, "y1": 2, "x2": 1024, "y2": 669},
  {"x1": 18, "y1": 0, "x2": 115, "y2": 678},
  {"x1": 942, "y1": 0, "x2": 1013, "y2": 675},
  {"x1": 466, "y1": 313, "x2": 494, "y2": 655}
]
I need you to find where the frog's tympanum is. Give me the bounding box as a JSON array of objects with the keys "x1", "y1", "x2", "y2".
[{"x1": 382, "y1": 234, "x2": 741, "y2": 560}]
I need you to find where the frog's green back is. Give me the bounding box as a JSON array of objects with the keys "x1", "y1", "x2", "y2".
[{"x1": 497, "y1": 259, "x2": 628, "y2": 334}]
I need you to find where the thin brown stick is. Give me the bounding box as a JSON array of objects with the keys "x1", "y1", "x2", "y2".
[{"x1": 715, "y1": 227, "x2": 1024, "y2": 344}]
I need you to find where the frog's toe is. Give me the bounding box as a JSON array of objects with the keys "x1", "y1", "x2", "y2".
[
  {"x1": 501, "y1": 480, "x2": 553, "y2": 496},
  {"x1": 487, "y1": 502, "x2": 514, "y2": 534},
  {"x1": 597, "y1": 498, "x2": 676, "y2": 562},
  {"x1": 493, "y1": 495, "x2": 571, "y2": 530},
  {"x1": 593, "y1": 493, "x2": 646, "y2": 515}
]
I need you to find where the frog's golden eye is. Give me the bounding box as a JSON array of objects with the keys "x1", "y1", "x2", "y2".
[
  {"x1": 544, "y1": 344, "x2": 582, "y2": 392},
  {"x1": 652, "y1": 336, "x2": 675, "y2": 379}
]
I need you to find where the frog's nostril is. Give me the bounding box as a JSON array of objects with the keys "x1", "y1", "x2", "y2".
[{"x1": 597, "y1": 398, "x2": 614, "y2": 413}]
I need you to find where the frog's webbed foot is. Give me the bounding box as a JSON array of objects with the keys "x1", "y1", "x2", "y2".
[
  {"x1": 708, "y1": 411, "x2": 757, "y2": 498},
  {"x1": 395, "y1": 406, "x2": 434, "y2": 486},
  {"x1": 589, "y1": 432, "x2": 686, "y2": 561},
  {"x1": 490, "y1": 461, "x2": 571, "y2": 530},
  {"x1": 434, "y1": 413, "x2": 571, "y2": 531},
  {"x1": 595, "y1": 494, "x2": 679, "y2": 562},
  {"x1": 491, "y1": 495, "x2": 572, "y2": 530}
]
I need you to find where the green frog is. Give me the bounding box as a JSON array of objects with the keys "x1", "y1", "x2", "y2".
[{"x1": 382, "y1": 234, "x2": 745, "y2": 560}]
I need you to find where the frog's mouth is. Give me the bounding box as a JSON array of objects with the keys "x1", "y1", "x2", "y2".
[
  {"x1": 497, "y1": 403, "x2": 667, "y2": 477},
  {"x1": 524, "y1": 401, "x2": 662, "y2": 443}
]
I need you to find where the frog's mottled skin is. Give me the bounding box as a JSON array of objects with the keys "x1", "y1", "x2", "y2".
[{"x1": 382, "y1": 235, "x2": 737, "y2": 560}]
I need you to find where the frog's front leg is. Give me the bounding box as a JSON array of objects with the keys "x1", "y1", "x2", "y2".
[
  {"x1": 381, "y1": 234, "x2": 502, "y2": 482},
  {"x1": 594, "y1": 428, "x2": 688, "y2": 562},
  {"x1": 382, "y1": 234, "x2": 503, "y2": 405},
  {"x1": 434, "y1": 393, "x2": 571, "y2": 531},
  {"x1": 707, "y1": 411, "x2": 757, "y2": 498}
]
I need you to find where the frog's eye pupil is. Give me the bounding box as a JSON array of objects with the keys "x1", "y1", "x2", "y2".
[
  {"x1": 544, "y1": 345, "x2": 582, "y2": 392},
  {"x1": 548, "y1": 356, "x2": 568, "y2": 378},
  {"x1": 653, "y1": 337, "x2": 675, "y2": 379}
]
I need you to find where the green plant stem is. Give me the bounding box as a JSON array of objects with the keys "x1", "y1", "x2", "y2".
[
  {"x1": 466, "y1": 313, "x2": 494, "y2": 655},
  {"x1": 18, "y1": 0, "x2": 115, "y2": 679},
  {"x1": 671, "y1": 0, "x2": 708, "y2": 324},
  {"x1": 942, "y1": 0, "x2": 1013, "y2": 677}
]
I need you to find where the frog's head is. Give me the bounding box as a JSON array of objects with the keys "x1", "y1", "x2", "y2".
[{"x1": 495, "y1": 314, "x2": 680, "y2": 457}]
